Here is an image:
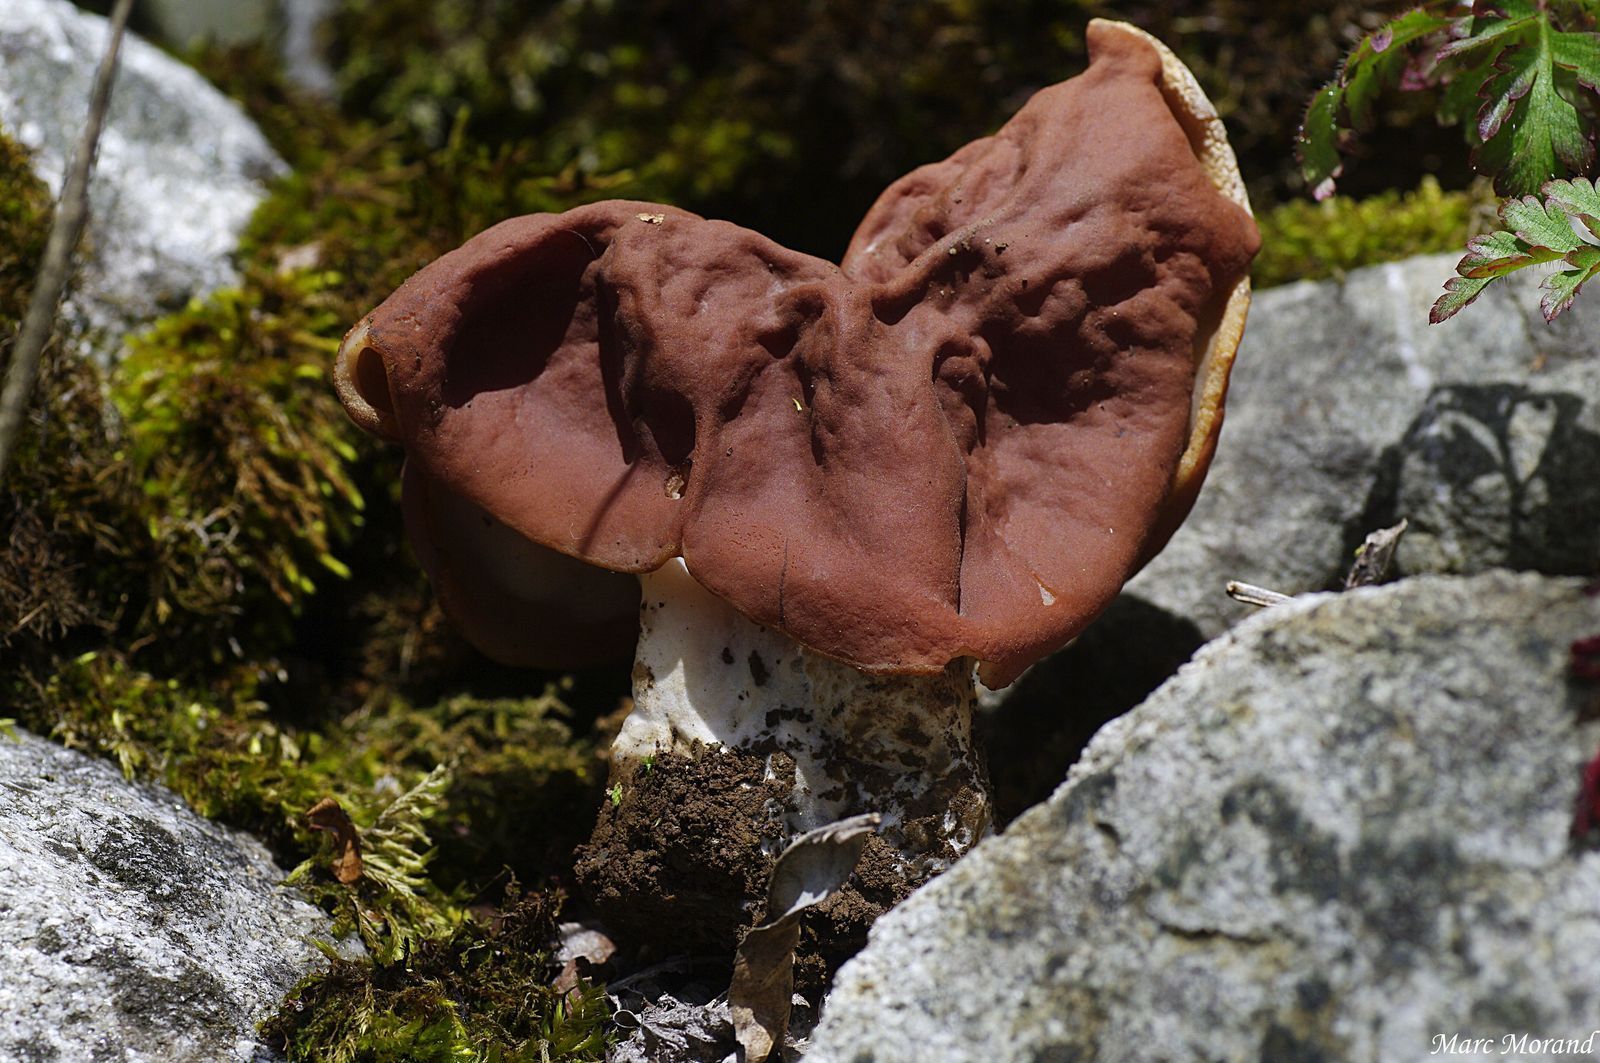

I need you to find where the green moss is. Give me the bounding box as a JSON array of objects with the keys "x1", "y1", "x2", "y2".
[
  {"x1": 0, "y1": 131, "x2": 52, "y2": 337},
  {"x1": 320, "y1": 0, "x2": 1448, "y2": 259},
  {"x1": 14, "y1": 641, "x2": 598, "y2": 940},
  {"x1": 264, "y1": 884, "x2": 609, "y2": 1063},
  {"x1": 109, "y1": 269, "x2": 364, "y2": 653},
  {"x1": 1254, "y1": 178, "x2": 1501, "y2": 289},
  {"x1": 0, "y1": 271, "x2": 367, "y2": 690},
  {"x1": 0, "y1": 352, "x2": 121, "y2": 644}
]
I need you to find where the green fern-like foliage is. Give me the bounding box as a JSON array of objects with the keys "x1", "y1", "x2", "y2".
[
  {"x1": 1432, "y1": 175, "x2": 1600, "y2": 320},
  {"x1": 1299, "y1": 0, "x2": 1600, "y2": 320},
  {"x1": 1300, "y1": 0, "x2": 1600, "y2": 200},
  {"x1": 288, "y1": 763, "x2": 460, "y2": 962}
]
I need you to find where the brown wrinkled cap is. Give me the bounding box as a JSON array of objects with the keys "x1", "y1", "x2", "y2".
[{"x1": 336, "y1": 21, "x2": 1259, "y2": 686}]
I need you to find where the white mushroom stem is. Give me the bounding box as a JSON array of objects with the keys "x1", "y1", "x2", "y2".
[{"x1": 613, "y1": 558, "x2": 993, "y2": 874}]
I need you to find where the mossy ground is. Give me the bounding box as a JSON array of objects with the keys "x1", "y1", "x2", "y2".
[
  {"x1": 0, "y1": 49, "x2": 618, "y2": 1063},
  {"x1": 0, "y1": 2, "x2": 1493, "y2": 1059}
]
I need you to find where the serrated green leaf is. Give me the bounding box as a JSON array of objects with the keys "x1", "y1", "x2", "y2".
[
  {"x1": 1542, "y1": 175, "x2": 1600, "y2": 240},
  {"x1": 1500, "y1": 193, "x2": 1585, "y2": 252},
  {"x1": 1297, "y1": 5, "x2": 1456, "y2": 196},
  {"x1": 1437, "y1": 12, "x2": 1536, "y2": 62},
  {"x1": 1345, "y1": 9, "x2": 1458, "y2": 129},
  {"x1": 1431, "y1": 273, "x2": 1495, "y2": 323},
  {"x1": 1431, "y1": 172, "x2": 1600, "y2": 323},
  {"x1": 1437, "y1": 49, "x2": 1499, "y2": 126},
  {"x1": 1457, "y1": 228, "x2": 1545, "y2": 277},
  {"x1": 1474, "y1": 14, "x2": 1595, "y2": 195},
  {"x1": 1550, "y1": 25, "x2": 1600, "y2": 91},
  {"x1": 1565, "y1": 243, "x2": 1600, "y2": 271}
]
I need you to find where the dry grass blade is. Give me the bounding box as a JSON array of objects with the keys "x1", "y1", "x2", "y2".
[{"x1": 0, "y1": 0, "x2": 135, "y2": 481}]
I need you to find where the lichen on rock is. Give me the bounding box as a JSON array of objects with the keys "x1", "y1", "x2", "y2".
[
  {"x1": 811, "y1": 573, "x2": 1600, "y2": 1062},
  {"x1": 0, "y1": 730, "x2": 344, "y2": 1062}
]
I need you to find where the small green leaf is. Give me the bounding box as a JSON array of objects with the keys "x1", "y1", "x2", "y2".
[
  {"x1": 1345, "y1": 8, "x2": 1459, "y2": 129},
  {"x1": 1457, "y1": 229, "x2": 1544, "y2": 278},
  {"x1": 1297, "y1": 7, "x2": 1456, "y2": 197},
  {"x1": 1563, "y1": 244, "x2": 1600, "y2": 272},
  {"x1": 1540, "y1": 237, "x2": 1600, "y2": 320},
  {"x1": 1432, "y1": 173, "x2": 1600, "y2": 323},
  {"x1": 1500, "y1": 193, "x2": 1584, "y2": 252},
  {"x1": 1437, "y1": 13, "x2": 1536, "y2": 62},
  {"x1": 1551, "y1": 26, "x2": 1600, "y2": 92},
  {"x1": 1542, "y1": 175, "x2": 1600, "y2": 239},
  {"x1": 1474, "y1": 14, "x2": 1596, "y2": 195},
  {"x1": 1431, "y1": 274, "x2": 1495, "y2": 324},
  {"x1": 1298, "y1": 83, "x2": 1344, "y2": 199},
  {"x1": 1539, "y1": 261, "x2": 1600, "y2": 320},
  {"x1": 1437, "y1": 49, "x2": 1498, "y2": 126}
]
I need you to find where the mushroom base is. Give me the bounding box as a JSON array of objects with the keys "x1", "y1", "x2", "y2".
[
  {"x1": 574, "y1": 743, "x2": 921, "y2": 990},
  {"x1": 575, "y1": 559, "x2": 993, "y2": 968}
]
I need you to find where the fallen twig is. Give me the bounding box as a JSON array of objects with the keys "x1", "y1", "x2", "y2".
[
  {"x1": 1227, "y1": 519, "x2": 1411, "y2": 610},
  {"x1": 0, "y1": 0, "x2": 135, "y2": 482},
  {"x1": 1225, "y1": 581, "x2": 1292, "y2": 608}
]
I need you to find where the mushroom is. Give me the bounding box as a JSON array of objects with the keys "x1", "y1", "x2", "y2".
[{"x1": 333, "y1": 21, "x2": 1258, "y2": 953}]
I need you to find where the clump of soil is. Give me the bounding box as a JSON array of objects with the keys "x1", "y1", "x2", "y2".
[
  {"x1": 574, "y1": 744, "x2": 917, "y2": 993},
  {"x1": 794, "y1": 832, "x2": 917, "y2": 991},
  {"x1": 576, "y1": 744, "x2": 786, "y2": 958}
]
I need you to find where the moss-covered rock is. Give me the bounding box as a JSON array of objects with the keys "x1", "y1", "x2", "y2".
[{"x1": 1, "y1": 52, "x2": 620, "y2": 1061}]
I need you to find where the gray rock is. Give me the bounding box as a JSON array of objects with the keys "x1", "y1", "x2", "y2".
[
  {"x1": 0, "y1": 0, "x2": 286, "y2": 357},
  {"x1": 134, "y1": 0, "x2": 336, "y2": 94},
  {"x1": 1129, "y1": 254, "x2": 1600, "y2": 639},
  {"x1": 813, "y1": 572, "x2": 1600, "y2": 1062},
  {"x1": 0, "y1": 730, "x2": 341, "y2": 1062}
]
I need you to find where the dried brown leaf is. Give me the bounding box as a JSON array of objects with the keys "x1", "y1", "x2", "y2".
[
  {"x1": 305, "y1": 796, "x2": 364, "y2": 884},
  {"x1": 729, "y1": 813, "x2": 880, "y2": 1063},
  {"x1": 1344, "y1": 518, "x2": 1409, "y2": 590}
]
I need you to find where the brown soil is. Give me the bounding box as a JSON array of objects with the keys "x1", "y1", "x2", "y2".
[{"x1": 573, "y1": 744, "x2": 918, "y2": 993}]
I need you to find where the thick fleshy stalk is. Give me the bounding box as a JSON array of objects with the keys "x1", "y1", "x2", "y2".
[{"x1": 613, "y1": 558, "x2": 992, "y2": 876}]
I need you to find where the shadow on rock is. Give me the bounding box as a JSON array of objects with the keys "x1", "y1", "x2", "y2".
[
  {"x1": 980, "y1": 594, "x2": 1205, "y2": 826},
  {"x1": 1353, "y1": 383, "x2": 1600, "y2": 580}
]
